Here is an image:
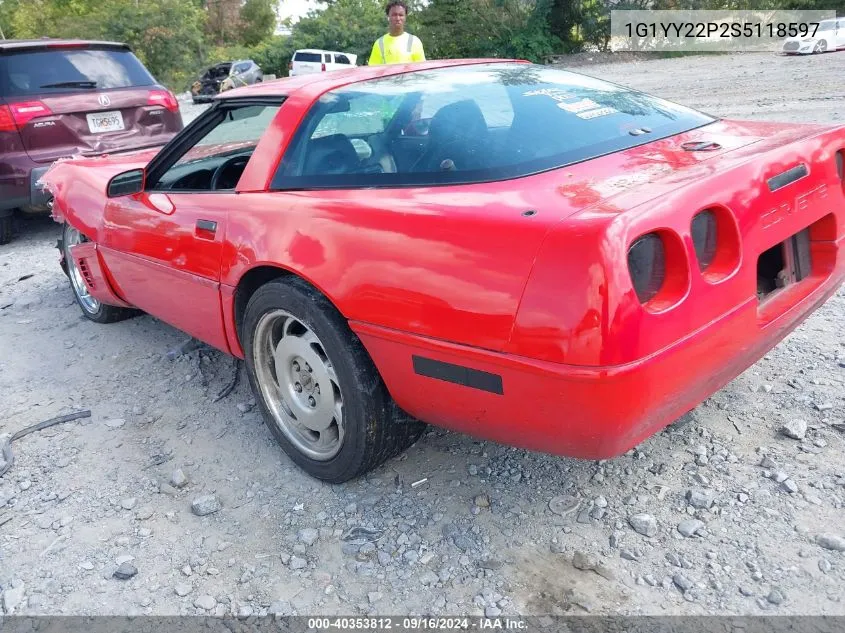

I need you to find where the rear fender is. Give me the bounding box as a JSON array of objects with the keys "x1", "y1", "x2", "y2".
[{"x1": 68, "y1": 241, "x2": 134, "y2": 309}]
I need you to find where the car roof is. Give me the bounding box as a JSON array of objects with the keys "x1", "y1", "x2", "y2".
[
  {"x1": 221, "y1": 58, "x2": 525, "y2": 101},
  {"x1": 295, "y1": 48, "x2": 353, "y2": 55},
  {"x1": 0, "y1": 38, "x2": 130, "y2": 53}
]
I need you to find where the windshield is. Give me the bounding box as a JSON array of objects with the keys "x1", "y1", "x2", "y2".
[
  {"x1": 0, "y1": 47, "x2": 156, "y2": 97},
  {"x1": 273, "y1": 62, "x2": 716, "y2": 189}
]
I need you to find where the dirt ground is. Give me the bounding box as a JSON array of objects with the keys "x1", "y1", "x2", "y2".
[{"x1": 1, "y1": 51, "x2": 845, "y2": 618}]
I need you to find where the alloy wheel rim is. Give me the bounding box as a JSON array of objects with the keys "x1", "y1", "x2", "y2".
[
  {"x1": 253, "y1": 309, "x2": 344, "y2": 460},
  {"x1": 65, "y1": 227, "x2": 100, "y2": 314}
]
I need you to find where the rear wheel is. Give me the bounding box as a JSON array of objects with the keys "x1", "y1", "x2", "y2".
[
  {"x1": 60, "y1": 223, "x2": 137, "y2": 324},
  {"x1": 0, "y1": 213, "x2": 13, "y2": 246},
  {"x1": 242, "y1": 277, "x2": 425, "y2": 483}
]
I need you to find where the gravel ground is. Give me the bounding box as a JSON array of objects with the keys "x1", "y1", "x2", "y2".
[{"x1": 1, "y1": 51, "x2": 845, "y2": 617}]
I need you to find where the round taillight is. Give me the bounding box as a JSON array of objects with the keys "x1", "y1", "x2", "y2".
[
  {"x1": 691, "y1": 209, "x2": 718, "y2": 271},
  {"x1": 627, "y1": 233, "x2": 666, "y2": 304}
]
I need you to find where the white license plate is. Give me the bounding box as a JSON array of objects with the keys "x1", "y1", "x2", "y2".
[{"x1": 86, "y1": 110, "x2": 124, "y2": 134}]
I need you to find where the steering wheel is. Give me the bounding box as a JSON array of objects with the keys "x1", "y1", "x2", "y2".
[{"x1": 210, "y1": 155, "x2": 250, "y2": 190}]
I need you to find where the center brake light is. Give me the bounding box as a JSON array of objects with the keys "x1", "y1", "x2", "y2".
[
  {"x1": 4, "y1": 101, "x2": 53, "y2": 129},
  {"x1": 147, "y1": 90, "x2": 179, "y2": 113}
]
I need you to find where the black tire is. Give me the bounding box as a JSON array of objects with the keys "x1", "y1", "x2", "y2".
[
  {"x1": 0, "y1": 214, "x2": 12, "y2": 246},
  {"x1": 60, "y1": 223, "x2": 138, "y2": 324},
  {"x1": 242, "y1": 276, "x2": 425, "y2": 483}
]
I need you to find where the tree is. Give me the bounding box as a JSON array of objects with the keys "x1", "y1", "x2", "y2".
[
  {"x1": 291, "y1": 0, "x2": 386, "y2": 61},
  {"x1": 240, "y1": 0, "x2": 277, "y2": 46},
  {"x1": 204, "y1": 0, "x2": 241, "y2": 45},
  {"x1": 9, "y1": 0, "x2": 206, "y2": 89},
  {"x1": 0, "y1": 0, "x2": 22, "y2": 39},
  {"x1": 548, "y1": 0, "x2": 580, "y2": 45}
]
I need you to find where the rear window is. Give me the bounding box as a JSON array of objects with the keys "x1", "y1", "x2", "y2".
[
  {"x1": 272, "y1": 62, "x2": 716, "y2": 189},
  {"x1": 294, "y1": 52, "x2": 322, "y2": 63},
  {"x1": 0, "y1": 47, "x2": 156, "y2": 97}
]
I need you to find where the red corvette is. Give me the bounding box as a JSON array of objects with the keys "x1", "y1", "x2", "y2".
[{"x1": 42, "y1": 59, "x2": 845, "y2": 482}]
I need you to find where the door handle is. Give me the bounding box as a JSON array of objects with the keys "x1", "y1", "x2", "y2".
[{"x1": 195, "y1": 219, "x2": 217, "y2": 239}]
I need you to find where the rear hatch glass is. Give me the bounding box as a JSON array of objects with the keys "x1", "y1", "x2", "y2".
[
  {"x1": 0, "y1": 46, "x2": 155, "y2": 96},
  {"x1": 0, "y1": 46, "x2": 177, "y2": 162},
  {"x1": 294, "y1": 52, "x2": 322, "y2": 63}
]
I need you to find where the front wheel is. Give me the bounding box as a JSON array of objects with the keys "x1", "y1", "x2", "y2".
[
  {"x1": 814, "y1": 40, "x2": 827, "y2": 53},
  {"x1": 60, "y1": 223, "x2": 137, "y2": 324},
  {"x1": 242, "y1": 277, "x2": 425, "y2": 483}
]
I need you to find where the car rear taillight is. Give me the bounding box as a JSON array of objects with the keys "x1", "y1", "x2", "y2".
[
  {"x1": 148, "y1": 90, "x2": 179, "y2": 113},
  {"x1": 0, "y1": 105, "x2": 16, "y2": 132},
  {"x1": 627, "y1": 232, "x2": 666, "y2": 304},
  {"x1": 691, "y1": 210, "x2": 718, "y2": 271},
  {"x1": 8, "y1": 101, "x2": 52, "y2": 128},
  {"x1": 321, "y1": 63, "x2": 326, "y2": 71}
]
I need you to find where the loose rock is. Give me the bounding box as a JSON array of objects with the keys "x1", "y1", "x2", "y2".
[
  {"x1": 677, "y1": 519, "x2": 704, "y2": 537},
  {"x1": 628, "y1": 514, "x2": 659, "y2": 537},
  {"x1": 191, "y1": 495, "x2": 221, "y2": 516},
  {"x1": 816, "y1": 534, "x2": 845, "y2": 551},
  {"x1": 174, "y1": 583, "x2": 192, "y2": 597},
  {"x1": 113, "y1": 562, "x2": 137, "y2": 580},
  {"x1": 686, "y1": 489, "x2": 715, "y2": 509},
  {"x1": 194, "y1": 595, "x2": 216, "y2": 611},
  {"x1": 170, "y1": 469, "x2": 188, "y2": 489},
  {"x1": 780, "y1": 420, "x2": 807, "y2": 440},
  {"x1": 298, "y1": 528, "x2": 319, "y2": 546}
]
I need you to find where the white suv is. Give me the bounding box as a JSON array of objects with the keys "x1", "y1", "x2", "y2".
[{"x1": 289, "y1": 49, "x2": 358, "y2": 76}]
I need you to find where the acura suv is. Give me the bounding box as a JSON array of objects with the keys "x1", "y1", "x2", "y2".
[{"x1": 0, "y1": 39, "x2": 183, "y2": 244}]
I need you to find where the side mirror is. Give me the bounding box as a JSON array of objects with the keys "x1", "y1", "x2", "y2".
[{"x1": 107, "y1": 168, "x2": 145, "y2": 198}]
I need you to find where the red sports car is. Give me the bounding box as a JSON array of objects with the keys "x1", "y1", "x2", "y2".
[{"x1": 42, "y1": 59, "x2": 845, "y2": 483}]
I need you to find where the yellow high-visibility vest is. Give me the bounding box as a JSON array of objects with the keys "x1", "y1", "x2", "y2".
[{"x1": 368, "y1": 32, "x2": 426, "y2": 65}]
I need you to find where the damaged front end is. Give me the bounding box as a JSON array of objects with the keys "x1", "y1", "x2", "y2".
[{"x1": 191, "y1": 62, "x2": 233, "y2": 102}]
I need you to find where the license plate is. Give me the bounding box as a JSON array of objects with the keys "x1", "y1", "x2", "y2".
[{"x1": 86, "y1": 110, "x2": 124, "y2": 134}]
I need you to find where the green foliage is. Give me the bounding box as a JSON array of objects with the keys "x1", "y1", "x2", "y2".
[
  {"x1": 239, "y1": 0, "x2": 277, "y2": 46},
  {"x1": 0, "y1": 0, "x2": 21, "y2": 39},
  {"x1": 7, "y1": 0, "x2": 206, "y2": 89},
  {"x1": 249, "y1": 36, "x2": 297, "y2": 77},
  {"x1": 290, "y1": 0, "x2": 386, "y2": 64}
]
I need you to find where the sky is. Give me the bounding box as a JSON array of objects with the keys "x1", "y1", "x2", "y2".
[{"x1": 276, "y1": 0, "x2": 321, "y2": 24}]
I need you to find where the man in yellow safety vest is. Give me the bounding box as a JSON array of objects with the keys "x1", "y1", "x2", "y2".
[{"x1": 368, "y1": 1, "x2": 426, "y2": 65}]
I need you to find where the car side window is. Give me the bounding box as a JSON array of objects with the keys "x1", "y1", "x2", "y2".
[
  {"x1": 324, "y1": 54, "x2": 332, "y2": 64},
  {"x1": 234, "y1": 62, "x2": 251, "y2": 74},
  {"x1": 274, "y1": 92, "x2": 403, "y2": 182},
  {"x1": 335, "y1": 54, "x2": 351, "y2": 65},
  {"x1": 148, "y1": 102, "x2": 281, "y2": 192}
]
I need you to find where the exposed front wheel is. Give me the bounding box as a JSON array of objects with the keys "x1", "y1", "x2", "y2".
[
  {"x1": 814, "y1": 40, "x2": 827, "y2": 53},
  {"x1": 242, "y1": 277, "x2": 425, "y2": 483},
  {"x1": 60, "y1": 223, "x2": 137, "y2": 324}
]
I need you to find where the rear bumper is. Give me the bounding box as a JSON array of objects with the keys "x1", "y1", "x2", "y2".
[
  {"x1": 353, "y1": 236, "x2": 845, "y2": 459},
  {"x1": 28, "y1": 166, "x2": 52, "y2": 210},
  {"x1": 0, "y1": 158, "x2": 53, "y2": 213}
]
